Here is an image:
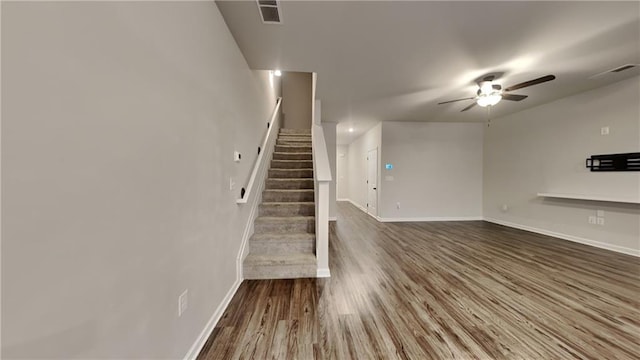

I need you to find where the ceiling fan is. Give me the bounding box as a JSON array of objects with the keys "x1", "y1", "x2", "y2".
[{"x1": 438, "y1": 74, "x2": 556, "y2": 112}]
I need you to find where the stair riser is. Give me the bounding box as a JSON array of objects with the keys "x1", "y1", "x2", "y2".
[
  {"x1": 254, "y1": 220, "x2": 315, "y2": 233},
  {"x1": 263, "y1": 191, "x2": 314, "y2": 202},
  {"x1": 280, "y1": 129, "x2": 311, "y2": 135},
  {"x1": 275, "y1": 145, "x2": 312, "y2": 153},
  {"x1": 260, "y1": 203, "x2": 315, "y2": 216},
  {"x1": 271, "y1": 160, "x2": 313, "y2": 169},
  {"x1": 243, "y1": 264, "x2": 316, "y2": 279},
  {"x1": 273, "y1": 153, "x2": 312, "y2": 161},
  {"x1": 265, "y1": 179, "x2": 314, "y2": 189},
  {"x1": 269, "y1": 169, "x2": 313, "y2": 179},
  {"x1": 250, "y1": 240, "x2": 314, "y2": 255}
]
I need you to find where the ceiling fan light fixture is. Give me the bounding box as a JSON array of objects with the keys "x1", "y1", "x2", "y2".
[
  {"x1": 479, "y1": 81, "x2": 494, "y2": 95},
  {"x1": 477, "y1": 93, "x2": 502, "y2": 107}
]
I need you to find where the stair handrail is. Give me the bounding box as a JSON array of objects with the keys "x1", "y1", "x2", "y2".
[{"x1": 237, "y1": 97, "x2": 282, "y2": 204}]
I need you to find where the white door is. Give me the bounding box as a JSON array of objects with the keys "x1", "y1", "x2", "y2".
[{"x1": 367, "y1": 148, "x2": 378, "y2": 216}]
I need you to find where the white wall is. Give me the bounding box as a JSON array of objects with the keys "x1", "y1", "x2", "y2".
[
  {"x1": 380, "y1": 122, "x2": 484, "y2": 220},
  {"x1": 322, "y1": 122, "x2": 337, "y2": 219},
  {"x1": 347, "y1": 123, "x2": 382, "y2": 212},
  {"x1": 484, "y1": 76, "x2": 640, "y2": 255},
  {"x1": 337, "y1": 145, "x2": 349, "y2": 200},
  {"x1": 2, "y1": 2, "x2": 279, "y2": 358},
  {"x1": 282, "y1": 71, "x2": 312, "y2": 129}
]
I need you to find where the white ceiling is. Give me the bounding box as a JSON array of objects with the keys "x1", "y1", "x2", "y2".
[{"x1": 217, "y1": 1, "x2": 640, "y2": 144}]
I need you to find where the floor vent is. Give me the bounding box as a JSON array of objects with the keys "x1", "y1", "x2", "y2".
[
  {"x1": 589, "y1": 64, "x2": 639, "y2": 79},
  {"x1": 257, "y1": 0, "x2": 282, "y2": 24}
]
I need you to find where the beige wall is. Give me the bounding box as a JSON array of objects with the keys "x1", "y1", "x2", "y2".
[
  {"x1": 380, "y1": 122, "x2": 484, "y2": 220},
  {"x1": 484, "y1": 76, "x2": 640, "y2": 255},
  {"x1": 282, "y1": 72, "x2": 312, "y2": 129},
  {"x1": 337, "y1": 145, "x2": 349, "y2": 200},
  {"x1": 2, "y1": 2, "x2": 279, "y2": 358}
]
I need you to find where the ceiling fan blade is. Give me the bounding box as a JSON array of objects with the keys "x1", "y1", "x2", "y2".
[
  {"x1": 504, "y1": 75, "x2": 556, "y2": 92},
  {"x1": 437, "y1": 97, "x2": 475, "y2": 105},
  {"x1": 483, "y1": 75, "x2": 496, "y2": 82},
  {"x1": 461, "y1": 102, "x2": 477, "y2": 112},
  {"x1": 502, "y1": 94, "x2": 528, "y2": 101}
]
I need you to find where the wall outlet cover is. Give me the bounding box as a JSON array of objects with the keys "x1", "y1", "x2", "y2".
[
  {"x1": 597, "y1": 217, "x2": 605, "y2": 226},
  {"x1": 588, "y1": 216, "x2": 597, "y2": 224},
  {"x1": 596, "y1": 210, "x2": 605, "y2": 217},
  {"x1": 601, "y1": 126, "x2": 610, "y2": 135}
]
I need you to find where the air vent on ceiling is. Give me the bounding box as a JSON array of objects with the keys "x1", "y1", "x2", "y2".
[
  {"x1": 589, "y1": 64, "x2": 639, "y2": 79},
  {"x1": 610, "y1": 64, "x2": 637, "y2": 73},
  {"x1": 257, "y1": 0, "x2": 282, "y2": 24}
]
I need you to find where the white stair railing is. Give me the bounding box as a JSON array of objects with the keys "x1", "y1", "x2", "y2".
[{"x1": 312, "y1": 124, "x2": 332, "y2": 277}]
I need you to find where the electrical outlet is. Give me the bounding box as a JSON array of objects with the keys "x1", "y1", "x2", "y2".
[
  {"x1": 396, "y1": 202, "x2": 400, "y2": 210},
  {"x1": 597, "y1": 217, "x2": 605, "y2": 226},
  {"x1": 178, "y1": 289, "x2": 188, "y2": 317},
  {"x1": 596, "y1": 210, "x2": 605, "y2": 217},
  {"x1": 501, "y1": 204, "x2": 508, "y2": 212},
  {"x1": 588, "y1": 216, "x2": 597, "y2": 224},
  {"x1": 600, "y1": 126, "x2": 610, "y2": 135}
]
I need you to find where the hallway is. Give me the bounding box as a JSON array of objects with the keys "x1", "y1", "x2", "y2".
[{"x1": 198, "y1": 202, "x2": 640, "y2": 359}]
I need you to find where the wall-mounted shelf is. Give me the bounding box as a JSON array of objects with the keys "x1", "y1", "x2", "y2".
[{"x1": 537, "y1": 192, "x2": 640, "y2": 204}]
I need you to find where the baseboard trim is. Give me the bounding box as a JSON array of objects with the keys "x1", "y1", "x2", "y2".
[
  {"x1": 344, "y1": 198, "x2": 368, "y2": 213},
  {"x1": 484, "y1": 217, "x2": 640, "y2": 257},
  {"x1": 182, "y1": 278, "x2": 242, "y2": 360},
  {"x1": 317, "y1": 268, "x2": 331, "y2": 278},
  {"x1": 378, "y1": 216, "x2": 483, "y2": 222},
  {"x1": 337, "y1": 198, "x2": 349, "y2": 202}
]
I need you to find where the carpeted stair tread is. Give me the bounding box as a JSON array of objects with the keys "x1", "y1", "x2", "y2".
[{"x1": 244, "y1": 253, "x2": 316, "y2": 266}]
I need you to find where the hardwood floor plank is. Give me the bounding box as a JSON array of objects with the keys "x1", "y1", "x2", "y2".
[{"x1": 198, "y1": 202, "x2": 640, "y2": 359}]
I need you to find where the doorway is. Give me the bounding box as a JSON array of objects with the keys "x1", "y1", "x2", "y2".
[{"x1": 367, "y1": 148, "x2": 378, "y2": 216}]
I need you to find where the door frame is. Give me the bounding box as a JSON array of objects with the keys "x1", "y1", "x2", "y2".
[{"x1": 366, "y1": 148, "x2": 379, "y2": 217}]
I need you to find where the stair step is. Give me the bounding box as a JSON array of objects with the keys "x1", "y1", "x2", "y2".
[
  {"x1": 263, "y1": 189, "x2": 314, "y2": 202},
  {"x1": 280, "y1": 129, "x2": 311, "y2": 135},
  {"x1": 254, "y1": 216, "x2": 315, "y2": 233},
  {"x1": 269, "y1": 168, "x2": 313, "y2": 179},
  {"x1": 266, "y1": 178, "x2": 314, "y2": 189},
  {"x1": 277, "y1": 140, "x2": 312, "y2": 146},
  {"x1": 250, "y1": 233, "x2": 315, "y2": 254},
  {"x1": 244, "y1": 253, "x2": 317, "y2": 279},
  {"x1": 271, "y1": 160, "x2": 313, "y2": 169},
  {"x1": 278, "y1": 135, "x2": 311, "y2": 144},
  {"x1": 273, "y1": 152, "x2": 312, "y2": 161},
  {"x1": 275, "y1": 145, "x2": 312, "y2": 153},
  {"x1": 259, "y1": 202, "x2": 315, "y2": 216},
  {"x1": 278, "y1": 135, "x2": 311, "y2": 140}
]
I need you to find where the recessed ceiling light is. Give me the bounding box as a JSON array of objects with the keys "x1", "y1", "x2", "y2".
[
  {"x1": 348, "y1": 128, "x2": 354, "y2": 132},
  {"x1": 274, "y1": 70, "x2": 282, "y2": 77}
]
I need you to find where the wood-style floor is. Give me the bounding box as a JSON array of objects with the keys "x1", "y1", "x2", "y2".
[{"x1": 198, "y1": 201, "x2": 640, "y2": 359}]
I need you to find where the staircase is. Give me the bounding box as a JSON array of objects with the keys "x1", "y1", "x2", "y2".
[{"x1": 243, "y1": 128, "x2": 317, "y2": 279}]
